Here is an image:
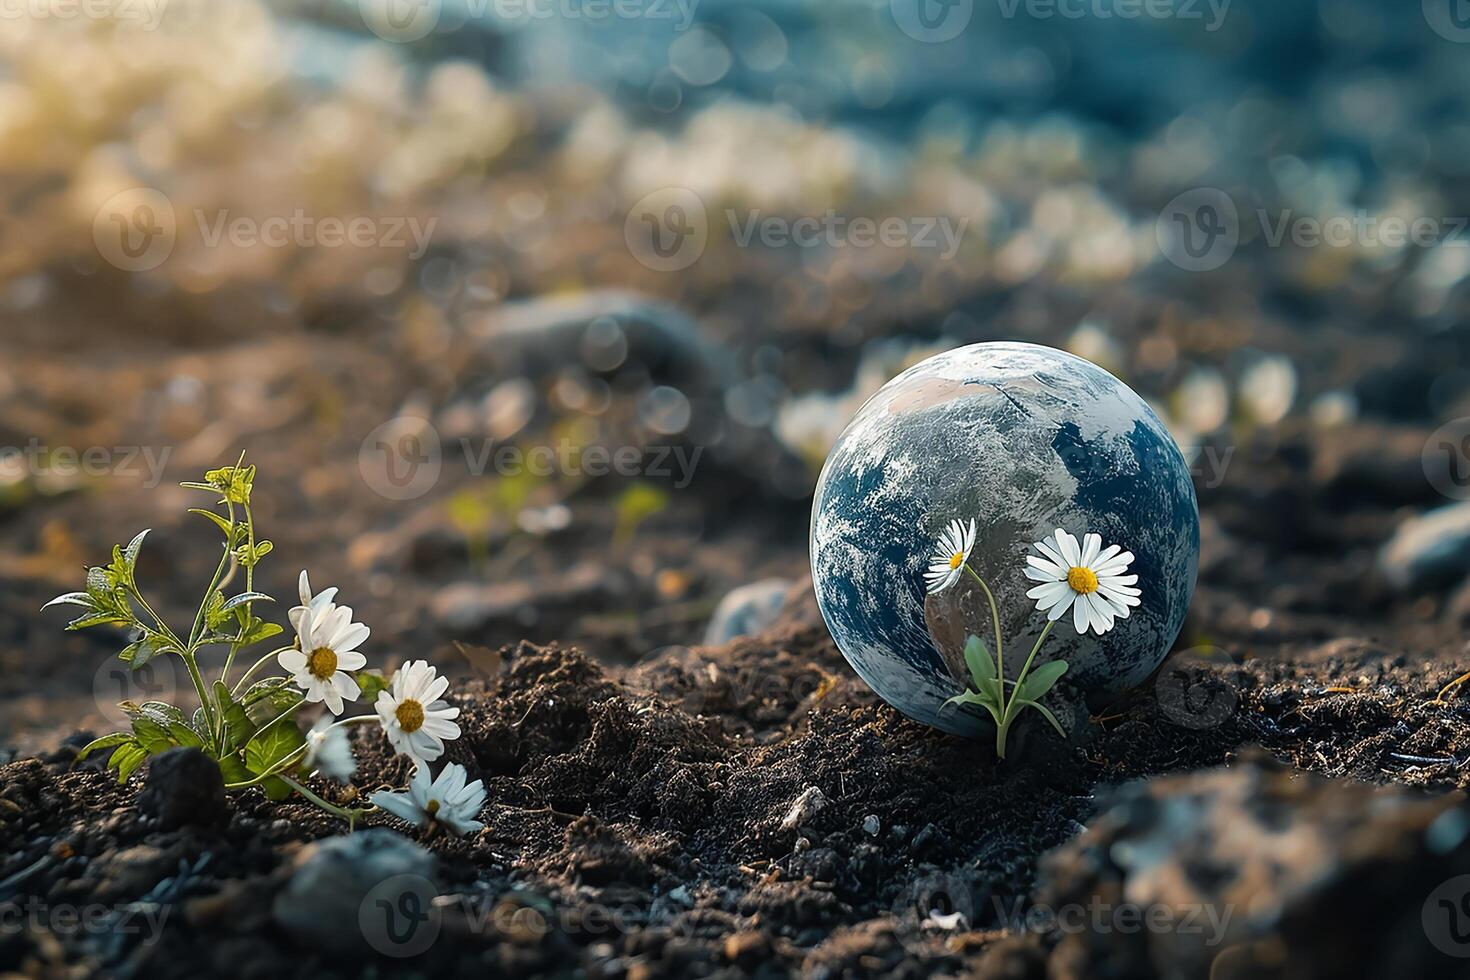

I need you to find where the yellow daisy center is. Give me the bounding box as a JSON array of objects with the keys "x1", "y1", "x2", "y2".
[
  {"x1": 395, "y1": 698, "x2": 425, "y2": 733},
  {"x1": 1067, "y1": 566, "x2": 1099, "y2": 594},
  {"x1": 425, "y1": 799, "x2": 441, "y2": 816},
  {"x1": 306, "y1": 647, "x2": 338, "y2": 680},
  {"x1": 948, "y1": 551, "x2": 965, "y2": 570}
]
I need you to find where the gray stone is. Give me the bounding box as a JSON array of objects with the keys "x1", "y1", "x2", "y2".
[
  {"x1": 137, "y1": 747, "x2": 226, "y2": 831},
  {"x1": 272, "y1": 829, "x2": 436, "y2": 955},
  {"x1": 702, "y1": 578, "x2": 793, "y2": 645},
  {"x1": 1378, "y1": 501, "x2": 1470, "y2": 593}
]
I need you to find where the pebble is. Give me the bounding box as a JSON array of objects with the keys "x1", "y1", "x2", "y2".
[
  {"x1": 702, "y1": 579, "x2": 792, "y2": 645},
  {"x1": 272, "y1": 829, "x2": 436, "y2": 955},
  {"x1": 1377, "y1": 501, "x2": 1470, "y2": 593},
  {"x1": 137, "y1": 747, "x2": 227, "y2": 831},
  {"x1": 780, "y1": 786, "x2": 829, "y2": 831},
  {"x1": 862, "y1": 815, "x2": 880, "y2": 836}
]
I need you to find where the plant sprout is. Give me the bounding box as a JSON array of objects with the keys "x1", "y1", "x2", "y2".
[
  {"x1": 44, "y1": 457, "x2": 478, "y2": 832},
  {"x1": 930, "y1": 522, "x2": 1139, "y2": 759}
]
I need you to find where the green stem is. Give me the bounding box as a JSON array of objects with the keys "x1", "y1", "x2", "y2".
[
  {"x1": 994, "y1": 621, "x2": 1056, "y2": 760},
  {"x1": 219, "y1": 501, "x2": 257, "y2": 689},
  {"x1": 1004, "y1": 621, "x2": 1056, "y2": 716},
  {"x1": 279, "y1": 776, "x2": 371, "y2": 830},
  {"x1": 962, "y1": 564, "x2": 1004, "y2": 683},
  {"x1": 179, "y1": 650, "x2": 216, "y2": 748},
  {"x1": 190, "y1": 500, "x2": 236, "y2": 650},
  {"x1": 231, "y1": 647, "x2": 294, "y2": 697}
]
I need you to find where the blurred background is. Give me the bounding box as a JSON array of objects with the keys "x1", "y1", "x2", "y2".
[{"x1": 3, "y1": 0, "x2": 1470, "y2": 751}]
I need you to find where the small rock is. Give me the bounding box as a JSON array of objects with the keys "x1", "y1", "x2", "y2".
[
  {"x1": 862, "y1": 815, "x2": 880, "y2": 836},
  {"x1": 702, "y1": 579, "x2": 793, "y2": 645},
  {"x1": 137, "y1": 748, "x2": 226, "y2": 830},
  {"x1": 272, "y1": 829, "x2": 436, "y2": 955},
  {"x1": 1378, "y1": 501, "x2": 1470, "y2": 593},
  {"x1": 780, "y1": 786, "x2": 829, "y2": 831},
  {"x1": 724, "y1": 930, "x2": 773, "y2": 964}
]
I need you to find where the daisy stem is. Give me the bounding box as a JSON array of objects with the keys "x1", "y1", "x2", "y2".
[
  {"x1": 962, "y1": 564, "x2": 1004, "y2": 684},
  {"x1": 994, "y1": 621, "x2": 1056, "y2": 761},
  {"x1": 230, "y1": 646, "x2": 296, "y2": 697},
  {"x1": 219, "y1": 501, "x2": 258, "y2": 691},
  {"x1": 1005, "y1": 621, "x2": 1055, "y2": 717},
  {"x1": 278, "y1": 776, "x2": 372, "y2": 829}
]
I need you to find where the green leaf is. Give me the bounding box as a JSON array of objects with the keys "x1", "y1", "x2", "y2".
[
  {"x1": 963, "y1": 635, "x2": 998, "y2": 687},
  {"x1": 942, "y1": 690, "x2": 1002, "y2": 725},
  {"x1": 220, "y1": 592, "x2": 272, "y2": 615},
  {"x1": 127, "y1": 701, "x2": 204, "y2": 753},
  {"x1": 65, "y1": 611, "x2": 130, "y2": 631},
  {"x1": 260, "y1": 776, "x2": 292, "y2": 801},
  {"x1": 1018, "y1": 660, "x2": 1069, "y2": 703},
  {"x1": 43, "y1": 592, "x2": 97, "y2": 612},
  {"x1": 1019, "y1": 700, "x2": 1068, "y2": 740},
  {"x1": 356, "y1": 669, "x2": 390, "y2": 702},
  {"x1": 123, "y1": 529, "x2": 150, "y2": 572},
  {"x1": 76, "y1": 732, "x2": 133, "y2": 761},
  {"x1": 215, "y1": 682, "x2": 256, "y2": 752},
  {"x1": 110, "y1": 742, "x2": 149, "y2": 783},
  {"x1": 234, "y1": 620, "x2": 284, "y2": 649},
  {"x1": 240, "y1": 678, "x2": 301, "y2": 727},
  {"x1": 218, "y1": 753, "x2": 252, "y2": 786},
  {"x1": 244, "y1": 718, "x2": 306, "y2": 779},
  {"x1": 189, "y1": 508, "x2": 237, "y2": 541}
]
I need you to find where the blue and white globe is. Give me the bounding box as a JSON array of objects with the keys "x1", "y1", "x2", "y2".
[{"x1": 809, "y1": 342, "x2": 1199, "y2": 737}]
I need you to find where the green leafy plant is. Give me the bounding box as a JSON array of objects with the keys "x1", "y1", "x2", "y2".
[
  {"x1": 929, "y1": 521, "x2": 1141, "y2": 759},
  {"x1": 46, "y1": 457, "x2": 484, "y2": 833}
]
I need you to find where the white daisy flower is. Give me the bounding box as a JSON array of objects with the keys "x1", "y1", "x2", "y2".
[
  {"x1": 1024, "y1": 528, "x2": 1141, "y2": 636},
  {"x1": 375, "y1": 660, "x2": 462, "y2": 764},
  {"x1": 371, "y1": 762, "x2": 486, "y2": 836},
  {"x1": 304, "y1": 716, "x2": 356, "y2": 783},
  {"x1": 289, "y1": 570, "x2": 338, "y2": 634},
  {"x1": 278, "y1": 594, "x2": 369, "y2": 715},
  {"x1": 925, "y1": 518, "x2": 978, "y2": 595}
]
